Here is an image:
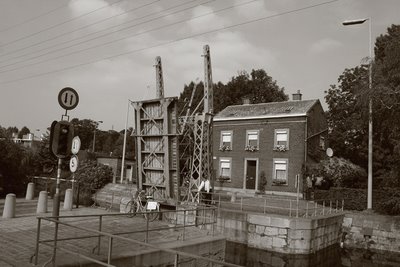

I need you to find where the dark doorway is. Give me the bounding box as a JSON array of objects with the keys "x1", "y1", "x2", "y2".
[{"x1": 245, "y1": 160, "x2": 257, "y2": 190}]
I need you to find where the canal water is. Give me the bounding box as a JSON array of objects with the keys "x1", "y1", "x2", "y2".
[{"x1": 225, "y1": 241, "x2": 400, "y2": 267}]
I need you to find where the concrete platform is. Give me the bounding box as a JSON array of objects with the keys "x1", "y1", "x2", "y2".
[{"x1": 0, "y1": 198, "x2": 226, "y2": 267}]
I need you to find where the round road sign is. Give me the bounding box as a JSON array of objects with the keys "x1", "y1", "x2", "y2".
[
  {"x1": 326, "y1": 148, "x2": 333, "y2": 157},
  {"x1": 58, "y1": 87, "x2": 79, "y2": 110},
  {"x1": 71, "y1": 136, "x2": 81, "y2": 155},
  {"x1": 70, "y1": 156, "x2": 79, "y2": 173}
]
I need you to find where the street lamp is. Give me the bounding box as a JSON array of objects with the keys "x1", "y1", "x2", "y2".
[
  {"x1": 93, "y1": 120, "x2": 103, "y2": 153},
  {"x1": 343, "y1": 18, "x2": 373, "y2": 210}
]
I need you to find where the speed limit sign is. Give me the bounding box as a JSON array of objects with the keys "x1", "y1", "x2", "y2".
[
  {"x1": 58, "y1": 87, "x2": 79, "y2": 110},
  {"x1": 69, "y1": 155, "x2": 79, "y2": 173}
]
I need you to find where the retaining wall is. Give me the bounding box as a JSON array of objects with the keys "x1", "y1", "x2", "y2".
[
  {"x1": 342, "y1": 212, "x2": 400, "y2": 253},
  {"x1": 214, "y1": 208, "x2": 344, "y2": 254}
]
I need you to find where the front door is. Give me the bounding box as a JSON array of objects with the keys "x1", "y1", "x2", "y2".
[{"x1": 245, "y1": 160, "x2": 257, "y2": 190}]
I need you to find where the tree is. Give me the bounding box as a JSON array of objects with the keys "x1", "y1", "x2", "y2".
[
  {"x1": 325, "y1": 24, "x2": 400, "y2": 188},
  {"x1": 178, "y1": 69, "x2": 288, "y2": 115},
  {"x1": 18, "y1": 126, "x2": 30, "y2": 139},
  {"x1": 0, "y1": 139, "x2": 29, "y2": 196}
]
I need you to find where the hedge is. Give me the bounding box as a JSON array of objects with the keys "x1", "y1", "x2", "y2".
[{"x1": 315, "y1": 187, "x2": 400, "y2": 215}]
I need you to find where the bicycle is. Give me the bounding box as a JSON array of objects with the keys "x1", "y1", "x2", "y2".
[{"x1": 124, "y1": 190, "x2": 160, "y2": 221}]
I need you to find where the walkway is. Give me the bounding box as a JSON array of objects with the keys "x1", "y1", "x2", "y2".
[{"x1": 0, "y1": 198, "x2": 220, "y2": 267}]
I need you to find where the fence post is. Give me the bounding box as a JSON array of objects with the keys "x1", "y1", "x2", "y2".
[
  {"x1": 52, "y1": 219, "x2": 59, "y2": 266},
  {"x1": 314, "y1": 201, "x2": 317, "y2": 217},
  {"x1": 264, "y1": 199, "x2": 266, "y2": 214},
  {"x1": 75, "y1": 181, "x2": 80, "y2": 209},
  {"x1": 107, "y1": 237, "x2": 113, "y2": 265},
  {"x1": 329, "y1": 200, "x2": 332, "y2": 214},
  {"x1": 342, "y1": 199, "x2": 344, "y2": 211},
  {"x1": 305, "y1": 202, "x2": 309, "y2": 218},
  {"x1": 183, "y1": 210, "x2": 186, "y2": 241},
  {"x1": 174, "y1": 254, "x2": 179, "y2": 267},
  {"x1": 34, "y1": 218, "x2": 41, "y2": 265},
  {"x1": 336, "y1": 200, "x2": 338, "y2": 212},
  {"x1": 212, "y1": 208, "x2": 215, "y2": 236},
  {"x1": 322, "y1": 201, "x2": 325, "y2": 216},
  {"x1": 289, "y1": 200, "x2": 292, "y2": 217},
  {"x1": 145, "y1": 213, "x2": 149, "y2": 243},
  {"x1": 240, "y1": 197, "x2": 243, "y2": 211},
  {"x1": 97, "y1": 215, "x2": 103, "y2": 255}
]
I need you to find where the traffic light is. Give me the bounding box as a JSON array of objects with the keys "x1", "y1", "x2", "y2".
[{"x1": 50, "y1": 121, "x2": 74, "y2": 158}]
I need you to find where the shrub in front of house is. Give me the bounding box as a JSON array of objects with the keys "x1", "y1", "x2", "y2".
[{"x1": 315, "y1": 187, "x2": 400, "y2": 215}]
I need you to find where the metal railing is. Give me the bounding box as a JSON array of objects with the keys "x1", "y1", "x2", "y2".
[
  {"x1": 31, "y1": 206, "x2": 243, "y2": 267},
  {"x1": 202, "y1": 191, "x2": 344, "y2": 218}
]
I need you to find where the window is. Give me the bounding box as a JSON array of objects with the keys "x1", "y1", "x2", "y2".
[
  {"x1": 219, "y1": 158, "x2": 232, "y2": 178},
  {"x1": 319, "y1": 136, "x2": 325, "y2": 150},
  {"x1": 274, "y1": 129, "x2": 289, "y2": 150},
  {"x1": 220, "y1": 131, "x2": 232, "y2": 151},
  {"x1": 273, "y1": 159, "x2": 288, "y2": 185},
  {"x1": 245, "y1": 130, "x2": 259, "y2": 151}
]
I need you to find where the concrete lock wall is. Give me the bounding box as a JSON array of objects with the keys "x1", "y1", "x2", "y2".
[
  {"x1": 342, "y1": 213, "x2": 400, "y2": 253},
  {"x1": 212, "y1": 208, "x2": 343, "y2": 254}
]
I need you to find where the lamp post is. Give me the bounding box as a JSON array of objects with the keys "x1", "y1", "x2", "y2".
[
  {"x1": 343, "y1": 18, "x2": 373, "y2": 210},
  {"x1": 93, "y1": 120, "x2": 103, "y2": 153}
]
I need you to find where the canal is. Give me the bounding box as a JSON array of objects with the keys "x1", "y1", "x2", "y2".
[{"x1": 225, "y1": 241, "x2": 400, "y2": 266}]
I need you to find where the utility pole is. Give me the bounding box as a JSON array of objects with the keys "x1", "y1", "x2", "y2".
[{"x1": 155, "y1": 56, "x2": 164, "y2": 99}]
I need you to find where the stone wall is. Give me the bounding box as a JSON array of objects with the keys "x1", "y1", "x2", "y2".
[
  {"x1": 342, "y1": 212, "x2": 400, "y2": 253},
  {"x1": 214, "y1": 208, "x2": 343, "y2": 254}
]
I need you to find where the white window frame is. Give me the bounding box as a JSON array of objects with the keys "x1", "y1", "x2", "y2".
[
  {"x1": 220, "y1": 131, "x2": 233, "y2": 151},
  {"x1": 219, "y1": 157, "x2": 232, "y2": 179},
  {"x1": 272, "y1": 158, "x2": 288, "y2": 185},
  {"x1": 245, "y1": 130, "x2": 259, "y2": 151},
  {"x1": 274, "y1": 129, "x2": 289, "y2": 150}
]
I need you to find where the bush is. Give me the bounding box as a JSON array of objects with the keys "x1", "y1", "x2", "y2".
[
  {"x1": 75, "y1": 160, "x2": 113, "y2": 206},
  {"x1": 315, "y1": 187, "x2": 400, "y2": 215},
  {"x1": 306, "y1": 157, "x2": 367, "y2": 189}
]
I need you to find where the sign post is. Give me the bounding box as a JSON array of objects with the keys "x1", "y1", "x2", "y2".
[{"x1": 52, "y1": 87, "x2": 79, "y2": 217}]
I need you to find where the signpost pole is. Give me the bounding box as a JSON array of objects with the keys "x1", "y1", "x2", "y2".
[{"x1": 52, "y1": 158, "x2": 62, "y2": 217}]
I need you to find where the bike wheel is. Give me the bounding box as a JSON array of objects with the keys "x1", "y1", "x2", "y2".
[
  {"x1": 125, "y1": 200, "x2": 137, "y2": 217},
  {"x1": 145, "y1": 206, "x2": 159, "y2": 222}
]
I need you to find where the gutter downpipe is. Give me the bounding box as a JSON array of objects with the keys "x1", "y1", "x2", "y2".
[{"x1": 304, "y1": 116, "x2": 308, "y2": 200}]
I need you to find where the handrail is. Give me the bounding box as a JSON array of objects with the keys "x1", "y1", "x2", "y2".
[
  {"x1": 32, "y1": 207, "x2": 242, "y2": 267},
  {"x1": 197, "y1": 191, "x2": 344, "y2": 218}
]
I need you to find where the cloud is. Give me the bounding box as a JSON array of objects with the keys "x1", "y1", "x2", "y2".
[{"x1": 309, "y1": 38, "x2": 342, "y2": 53}]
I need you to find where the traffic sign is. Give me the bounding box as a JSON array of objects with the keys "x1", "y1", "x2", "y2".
[
  {"x1": 71, "y1": 136, "x2": 81, "y2": 155},
  {"x1": 70, "y1": 156, "x2": 79, "y2": 173},
  {"x1": 58, "y1": 87, "x2": 79, "y2": 110}
]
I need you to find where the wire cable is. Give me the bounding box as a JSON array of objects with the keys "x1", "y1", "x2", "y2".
[
  {"x1": 0, "y1": 0, "x2": 127, "y2": 48},
  {"x1": 0, "y1": 1, "x2": 71, "y2": 33},
  {"x1": 0, "y1": 0, "x2": 256, "y2": 73},
  {"x1": 0, "y1": 0, "x2": 339, "y2": 85},
  {"x1": 0, "y1": 0, "x2": 162, "y2": 61}
]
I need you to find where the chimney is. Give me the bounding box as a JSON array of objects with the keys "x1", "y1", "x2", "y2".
[
  {"x1": 242, "y1": 96, "x2": 251, "y2": 105},
  {"x1": 292, "y1": 90, "x2": 302, "y2": 101}
]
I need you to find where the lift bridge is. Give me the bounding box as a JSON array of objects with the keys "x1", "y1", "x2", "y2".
[{"x1": 131, "y1": 45, "x2": 213, "y2": 204}]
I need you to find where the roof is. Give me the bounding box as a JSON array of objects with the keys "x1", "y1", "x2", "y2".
[{"x1": 214, "y1": 99, "x2": 319, "y2": 121}]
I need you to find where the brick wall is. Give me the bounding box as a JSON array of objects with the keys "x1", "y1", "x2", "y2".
[{"x1": 213, "y1": 117, "x2": 306, "y2": 193}]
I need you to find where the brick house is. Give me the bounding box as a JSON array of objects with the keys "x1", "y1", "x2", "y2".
[{"x1": 212, "y1": 92, "x2": 328, "y2": 197}]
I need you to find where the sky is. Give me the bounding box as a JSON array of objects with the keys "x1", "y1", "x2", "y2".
[{"x1": 0, "y1": 0, "x2": 399, "y2": 136}]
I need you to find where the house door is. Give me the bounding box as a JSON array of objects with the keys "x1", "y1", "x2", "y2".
[{"x1": 245, "y1": 160, "x2": 257, "y2": 190}]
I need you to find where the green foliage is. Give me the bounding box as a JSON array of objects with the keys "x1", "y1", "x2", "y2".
[
  {"x1": 377, "y1": 191, "x2": 400, "y2": 215},
  {"x1": 325, "y1": 24, "x2": 400, "y2": 188},
  {"x1": 74, "y1": 160, "x2": 113, "y2": 205},
  {"x1": 178, "y1": 69, "x2": 288, "y2": 115},
  {"x1": 18, "y1": 126, "x2": 30, "y2": 139},
  {"x1": 307, "y1": 157, "x2": 367, "y2": 188},
  {"x1": 315, "y1": 187, "x2": 400, "y2": 215},
  {"x1": 0, "y1": 139, "x2": 29, "y2": 196}
]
